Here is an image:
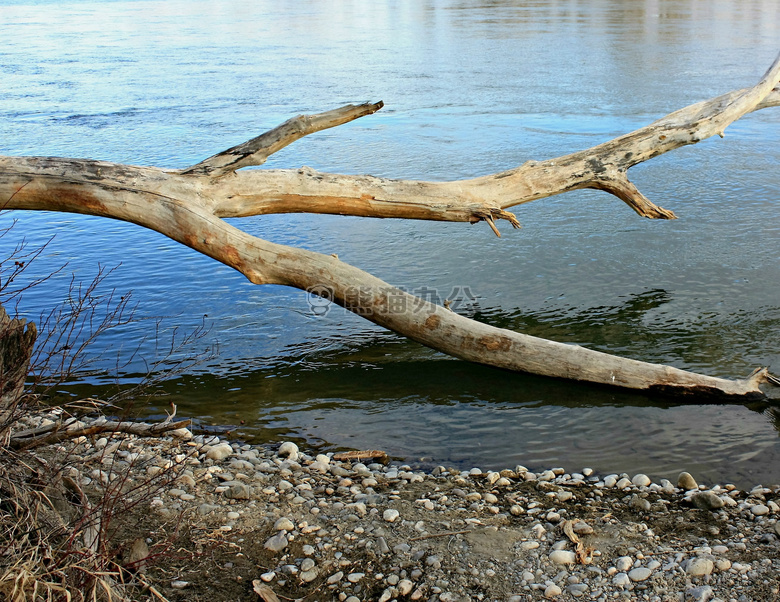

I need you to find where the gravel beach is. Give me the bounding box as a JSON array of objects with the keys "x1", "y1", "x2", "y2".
[{"x1": 24, "y1": 415, "x2": 780, "y2": 602}]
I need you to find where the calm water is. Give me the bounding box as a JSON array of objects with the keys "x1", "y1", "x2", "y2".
[{"x1": 2, "y1": 0, "x2": 780, "y2": 487}]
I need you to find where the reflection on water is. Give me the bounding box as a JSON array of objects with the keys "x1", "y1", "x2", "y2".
[{"x1": 1, "y1": 0, "x2": 780, "y2": 487}]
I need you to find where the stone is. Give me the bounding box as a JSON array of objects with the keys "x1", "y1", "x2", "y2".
[
  {"x1": 327, "y1": 571, "x2": 343, "y2": 584},
  {"x1": 544, "y1": 584, "x2": 562, "y2": 598},
  {"x1": 685, "y1": 557, "x2": 714, "y2": 577},
  {"x1": 224, "y1": 483, "x2": 251, "y2": 499},
  {"x1": 604, "y1": 475, "x2": 618, "y2": 488},
  {"x1": 751, "y1": 504, "x2": 770, "y2": 516},
  {"x1": 632, "y1": 474, "x2": 651, "y2": 487},
  {"x1": 398, "y1": 579, "x2": 414, "y2": 595},
  {"x1": 573, "y1": 521, "x2": 594, "y2": 535},
  {"x1": 714, "y1": 558, "x2": 731, "y2": 571},
  {"x1": 678, "y1": 472, "x2": 698, "y2": 490},
  {"x1": 686, "y1": 585, "x2": 714, "y2": 602},
  {"x1": 274, "y1": 517, "x2": 295, "y2": 531},
  {"x1": 630, "y1": 495, "x2": 651, "y2": 512},
  {"x1": 260, "y1": 572, "x2": 275, "y2": 582},
  {"x1": 205, "y1": 443, "x2": 233, "y2": 461},
  {"x1": 612, "y1": 572, "x2": 630, "y2": 586},
  {"x1": 628, "y1": 567, "x2": 652, "y2": 582},
  {"x1": 197, "y1": 503, "x2": 221, "y2": 515},
  {"x1": 568, "y1": 583, "x2": 589, "y2": 596},
  {"x1": 263, "y1": 532, "x2": 288, "y2": 553},
  {"x1": 300, "y1": 569, "x2": 318, "y2": 583},
  {"x1": 278, "y1": 441, "x2": 299, "y2": 461},
  {"x1": 616, "y1": 477, "x2": 632, "y2": 489},
  {"x1": 549, "y1": 550, "x2": 576, "y2": 565},
  {"x1": 383, "y1": 509, "x2": 400, "y2": 522},
  {"x1": 347, "y1": 572, "x2": 364, "y2": 583},
  {"x1": 615, "y1": 557, "x2": 633, "y2": 572},
  {"x1": 692, "y1": 491, "x2": 725, "y2": 510}
]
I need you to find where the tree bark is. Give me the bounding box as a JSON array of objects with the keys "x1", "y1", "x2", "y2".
[
  {"x1": 2, "y1": 56, "x2": 779, "y2": 400},
  {"x1": 0, "y1": 303, "x2": 37, "y2": 427}
]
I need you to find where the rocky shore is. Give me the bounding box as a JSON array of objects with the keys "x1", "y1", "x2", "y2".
[{"x1": 29, "y1": 416, "x2": 780, "y2": 602}]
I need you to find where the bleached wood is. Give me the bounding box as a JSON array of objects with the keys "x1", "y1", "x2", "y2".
[{"x1": 2, "y1": 56, "x2": 779, "y2": 399}]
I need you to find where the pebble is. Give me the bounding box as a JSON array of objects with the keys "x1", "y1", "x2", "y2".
[
  {"x1": 612, "y1": 572, "x2": 630, "y2": 586},
  {"x1": 205, "y1": 443, "x2": 233, "y2": 461},
  {"x1": 685, "y1": 557, "x2": 714, "y2": 577},
  {"x1": 278, "y1": 441, "x2": 299, "y2": 460},
  {"x1": 678, "y1": 472, "x2": 698, "y2": 490},
  {"x1": 38, "y1": 413, "x2": 780, "y2": 602},
  {"x1": 383, "y1": 509, "x2": 400, "y2": 522},
  {"x1": 398, "y1": 579, "x2": 414, "y2": 595},
  {"x1": 544, "y1": 584, "x2": 562, "y2": 598},
  {"x1": 686, "y1": 585, "x2": 714, "y2": 602},
  {"x1": 264, "y1": 532, "x2": 288, "y2": 553},
  {"x1": 750, "y1": 504, "x2": 770, "y2": 516},
  {"x1": 628, "y1": 567, "x2": 652, "y2": 582},
  {"x1": 549, "y1": 550, "x2": 576, "y2": 565},
  {"x1": 274, "y1": 517, "x2": 294, "y2": 531},
  {"x1": 692, "y1": 491, "x2": 725, "y2": 510}
]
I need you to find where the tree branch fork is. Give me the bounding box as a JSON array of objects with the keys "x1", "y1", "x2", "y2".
[{"x1": 2, "y1": 55, "x2": 779, "y2": 399}]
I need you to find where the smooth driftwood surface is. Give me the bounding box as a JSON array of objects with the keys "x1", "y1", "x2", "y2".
[{"x1": 2, "y1": 56, "x2": 780, "y2": 401}]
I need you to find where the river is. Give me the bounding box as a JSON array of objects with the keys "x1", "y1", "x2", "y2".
[{"x1": 2, "y1": 0, "x2": 779, "y2": 487}]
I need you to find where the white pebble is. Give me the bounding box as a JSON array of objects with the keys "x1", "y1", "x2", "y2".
[
  {"x1": 549, "y1": 550, "x2": 576, "y2": 565},
  {"x1": 383, "y1": 509, "x2": 400, "y2": 522}
]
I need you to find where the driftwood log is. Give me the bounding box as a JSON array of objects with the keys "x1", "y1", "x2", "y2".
[{"x1": 2, "y1": 56, "x2": 780, "y2": 401}]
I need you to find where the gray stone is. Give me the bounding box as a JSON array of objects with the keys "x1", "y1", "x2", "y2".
[
  {"x1": 750, "y1": 504, "x2": 770, "y2": 516},
  {"x1": 383, "y1": 508, "x2": 400, "y2": 522},
  {"x1": 263, "y1": 532, "x2": 288, "y2": 553},
  {"x1": 615, "y1": 556, "x2": 633, "y2": 572},
  {"x1": 630, "y1": 495, "x2": 651, "y2": 512},
  {"x1": 300, "y1": 568, "x2": 318, "y2": 583},
  {"x1": 692, "y1": 491, "x2": 725, "y2": 510},
  {"x1": 197, "y1": 503, "x2": 221, "y2": 516},
  {"x1": 628, "y1": 567, "x2": 652, "y2": 582},
  {"x1": 205, "y1": 443, "x2": 233, "y2": 461},
  {"x1": 549, "y1": 550, "x2": 576, "y2": 565},
  {"x1": 544, "y1": 584, "x2": 562, "y2": 598},
  {"x1": 573, "y1": 521, "x2": 594, "y2": 535},
  {"x1": 224, "y1": 483, "x2": 251, "y2": 499},
  {"x1": 274, "y1": 517, "x2": 295, "y2": 531},
  {"x1": 678, "y1": 472, "x2": 698, "y2": 490},
  {"x1": 612, "y1": 572, "x2": 630, "y2": 586},
  {"x1": 686, "y1": 585, "x2": 714, "y2": 602},
  {"x1": 567, "y1": 583, "x2": 589, "y2": 596},
  {"x1": 327, "y1": 571, "x2": 343, "y2": 584},
  {"x1": 398, "y1": 579, "x2": 414, "y2": 595},
  {"x1": 685, "y1": 557, "x2": 714, "y2": 577},
  {"x1": 632, "y1": 473, "x2": 651, "y2": 487},
  {"x1": 278, "y1": 441, "x2": 299, "y2": 459}
]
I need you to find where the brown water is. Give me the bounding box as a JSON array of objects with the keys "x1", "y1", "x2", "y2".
[{"x1": 1, "y1": 0, "x2": 779, "y2": 487}]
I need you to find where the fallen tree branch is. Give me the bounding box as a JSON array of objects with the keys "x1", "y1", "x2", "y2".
[
  {"x1": 9, "y1": 417, "x2": 192, "y2": 450},
  {"x1": 1, "y1": 56, "x2": 779, "y2": 400}
]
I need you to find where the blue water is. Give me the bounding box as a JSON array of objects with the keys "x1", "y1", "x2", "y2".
[{"x1": 2, "y1": 0, "x2": 780, "y2": 487}]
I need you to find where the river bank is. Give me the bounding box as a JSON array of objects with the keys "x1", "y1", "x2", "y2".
[{"x1": 15, "y1": 411, "x2": 779, "y2": 602}]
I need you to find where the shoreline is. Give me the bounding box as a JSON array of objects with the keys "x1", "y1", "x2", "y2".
[{"x1": 23, "y1": 415, "x2": 780, "y2": 602}]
